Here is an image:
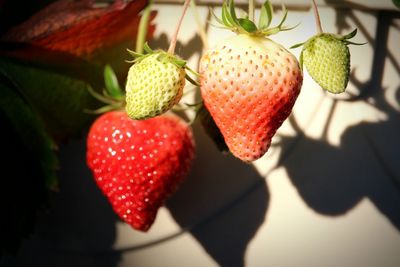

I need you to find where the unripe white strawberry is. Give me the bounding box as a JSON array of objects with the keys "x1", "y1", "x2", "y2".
[
  {"x1": 300, "y1": 32, "x2": 357, "y2": 94},
  {"x1": 293, "y1": 28, "x2": 364, "y2": 94},
  {"x1": 125, "y1": 51, "x2": 186, "y2": 120}
]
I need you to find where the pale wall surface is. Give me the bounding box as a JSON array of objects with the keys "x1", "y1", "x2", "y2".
[{"x1": 7, "y1": 1, "x2": 400, "y2": 267}]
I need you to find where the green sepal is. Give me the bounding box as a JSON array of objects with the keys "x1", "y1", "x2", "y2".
[
  {"x1": 84, "y1": 104, "x2": 121, "y2": 115},
  {"x1": 156, "y1": 52, "x2": 187, "y2": 69},
  {"x1": 213, "y1": 0, "x2": 296, "y2": 37},
  {"x1": 299, "y1": 50, "x2": 304, "y2": 71},
  {"x1": 290, "y1": 42, "x2": 306, "y2": 49},
  {"x1": 277, "y1": 4, "x2": 288, "y2": 28},
  {"x1": 342, "y1": 28, "x2": 358, "y2": 40},
  {"x1": 222, "y1": 1, "x2": 236, "y2": 27},
  {"x1": 238, "y1": 18, "x2": 258, "y2": 33},
  {"x1": 345, "y1": 40, "x2": 367, "y2": 46},
  {"x1": 126, "y1": 48, "x2": 144, "y2": 58},
  {"x1": 104, "y1": 65, "x2": 124, "y2": 100},
  {"x1": 87, "y1": 86, "x2": 118, "y2": 105},
  {"x1": 183, "y1": 102, "x2": 203, "y2": 108},
  {"x1": 143, "y1": 42, "x2": 154, "y2": 54},
  {"x1": 258, "y1": 0, "x2": 273, "y2": 29},
  {"x1": 185, "y1": 65, "x2": 200, "y2": 77},
  {"x1": 340, "y1": 29, "x2": 366, "y2": 45},
  {"x1": 172, "y1": 58, "x2": 187, "y2": 67},
  {"x1": 228, "y1": 0, "x2": 239, "y2": 25},
  {"x1": 210, "y1": 7, "x2": 224, "y2": 25},
  {"x1": 185, "y1": 73, "x2": 200, "y2": 87},
  {"x1": 184, "y1": 65, "x2": 200, "y2": 86}
]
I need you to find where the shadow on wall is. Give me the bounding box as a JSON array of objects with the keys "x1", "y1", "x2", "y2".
[
  {"x1": 8, "y1": 137, "x2": 121, "y2": 267},
  {"x1": 167, "y1": 121, "x2": 269, "y2": 267},
  {"x1": 149, "y1": 32, "x2": 203, "y2": 61},
  {"x1": 277, "y1": 8, "x2": 400, "y2": 231},
  {"x1": 150, "y1": 29, "x2": 270, "y2": 267}
]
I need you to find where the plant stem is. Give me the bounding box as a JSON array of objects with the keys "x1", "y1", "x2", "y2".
[
  {"x1": 248, "y1": 0, "x2": 255, "y2": 22},
  {"x1": 136, "y1": 0, "x2": 153, "y2": 54},
  {"x1": 190, "y1": 0, "x2": 209, "y2": 50},
  {"x1": 311, "y1": 0, "x2": 323, "y2": 33},
  {"x1": 168, "y1": 0, "x2": 191, "y2": 55}
]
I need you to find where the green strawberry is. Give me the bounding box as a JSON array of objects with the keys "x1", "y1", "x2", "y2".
[
  {"x1": 295, "y1": 29, "x2": 363, "y2": 94},
  {"x1": 125, "y1": 51, "x2": 186, "y2": 120}
]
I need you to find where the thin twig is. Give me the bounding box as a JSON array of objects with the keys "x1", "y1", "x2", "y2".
[
  {"x1": 311, "y1": 0, "x2": 323, "y2": 34},
  {"x1": 248, "y1": 0, "x2": 255, "y2": 22},
  {"x1": 168, "y1": 0, "x2": 191, "y2": 54},
  {"x1": 190, "y1": 0, "x2": 209, "y2": 51},
  {"x1": 136, "y1": 0, "x2": 153, "y2": 54}
]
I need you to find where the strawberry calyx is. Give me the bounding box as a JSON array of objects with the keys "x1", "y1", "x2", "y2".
[
  {"x1": 291, "y1": 29, "x2": 365, "y2": 70},
  {"x1": 211, "y1": 0, "x2": 297, "y2": 37},
  {"x1": 85, "y1": 65, "x2": 125, "y2": 114},
  {"x1": 127, "y1": 43, "x2": 199, "y2": 86}
]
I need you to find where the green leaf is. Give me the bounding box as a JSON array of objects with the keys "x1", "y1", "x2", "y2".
[
  {"x1": 0, "y1": 75, "x2": 58, "y2": 257},
  {"x1": 258, "y1": 0, "x2": 273, "y2": 29},
  {"x1": 238, "y1": 18, "x2": 258, "y2": 33},
  {"x1": 104, "y1": 65, "x2": 124, "y2": 100},
  {"x1": 0, "y1": 57, "x2": 98, "y2": 141},
  {"x1": 0, "y1": 77, "x2": 58, "y2": 189},
  {"x1": 393, "y1": 0, "x2": 400, "y2": 9}
]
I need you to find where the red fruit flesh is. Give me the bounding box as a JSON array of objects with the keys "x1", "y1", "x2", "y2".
[{"x1": 87, "y1": 111, "x2": 195, "y2": 231}]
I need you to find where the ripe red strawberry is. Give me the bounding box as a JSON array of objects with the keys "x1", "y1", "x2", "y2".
[
  {"x1": 86, "y1": 111, "x2": 195, "y2": 231},
  {"x1": 200, "y1": 0, "x2": 302, "y2": 162}
]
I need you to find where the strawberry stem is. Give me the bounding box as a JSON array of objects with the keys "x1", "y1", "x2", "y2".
[
  {"x1": 190, "y1": 0, "x2": 209, "y2": 50},
  {"x1": 248, "y1": 0, "x2": 255, "y2": 22},
  {"x1": 168, "y1": 0, "x2": 191, "y2": 55},
  {"x1": 136, "y1": 0, "x2": 153, "y2": 54},
  {"x1": 310, "y1": 0, "x2": 323, "y2": 34}
]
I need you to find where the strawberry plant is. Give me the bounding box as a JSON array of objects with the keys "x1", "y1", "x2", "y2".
[
  {"x1": 0, "y1": 0, "x2": 368, "y2": 256},
  {"x1": 87, "y1": 0, "x2": 365, "y2": 230}
]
